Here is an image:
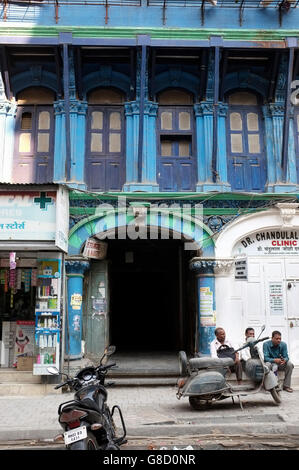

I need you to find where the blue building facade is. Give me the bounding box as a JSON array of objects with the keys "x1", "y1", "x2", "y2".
[{"x1": 1, "y1": 0, "x2": 299, "y2": 363}]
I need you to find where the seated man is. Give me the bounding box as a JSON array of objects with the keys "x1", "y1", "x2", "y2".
[
  {"x1": 210, "y1": 327, "x2": 242, "y2": 384},
  {"x1": 239, "y1": 327, "x2": 255, "y2": 370},
  {"x1": 263, "y1": 331, "x2": 294, "y2": 393}
]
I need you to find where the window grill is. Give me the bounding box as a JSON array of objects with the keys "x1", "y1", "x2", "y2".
[{"x1": 0, "y1": 0, "x2": 297, "y2": 25}]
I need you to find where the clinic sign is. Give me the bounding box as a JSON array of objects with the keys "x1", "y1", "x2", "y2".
[
  {"x1": 233, "y1": 230, "x2": 299, "y2": 256},
  {"x1": 0, "y1": 187, "x2": 69, "y2": 252}
]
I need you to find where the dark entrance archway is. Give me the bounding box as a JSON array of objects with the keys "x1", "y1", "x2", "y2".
[{"x1": 108, "y1": 238, "x2": 196, "y2": 353}]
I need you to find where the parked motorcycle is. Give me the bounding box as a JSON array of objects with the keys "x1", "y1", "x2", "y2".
[
  {"x1": 176, "y1": 327, "x2": 282, "y2": 410},
  {"x1": 48, "y1": 345, "x2": 127, "y2": 450}
]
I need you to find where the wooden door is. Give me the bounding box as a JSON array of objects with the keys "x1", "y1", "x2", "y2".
[
  {"x1": 227, "y1": 107, "x2": 266, "y2": 192},
  {"x1": 13, "y1": 106, "x2": 54, "y2": 183}
]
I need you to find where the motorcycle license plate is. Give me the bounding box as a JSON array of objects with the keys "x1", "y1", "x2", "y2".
[{"x1": 64, "y1": 426, "x2": 87, "y2": 445}]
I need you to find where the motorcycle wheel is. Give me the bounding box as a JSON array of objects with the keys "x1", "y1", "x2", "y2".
[
  {"x1": 178, "y1": 351, "x2": 188, "y2": 376},
  {"x1": 69, "y1": 431, "x2": 99, "y2": 450},
  {"x1": 189, "y1": 397, "x2": 206, "y2": 410},
  {"x1": 270, "y1": 387, "x2": 281, "y2": 405}
]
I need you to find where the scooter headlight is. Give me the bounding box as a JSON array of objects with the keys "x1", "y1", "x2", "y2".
[{"x1": 177, "y1": 378, "x2": 187, "y2": 389}]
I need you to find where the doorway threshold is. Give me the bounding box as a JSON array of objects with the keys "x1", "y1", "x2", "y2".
[{"x1": 62, "y1": 351, "x2": 181, "y2": 386}]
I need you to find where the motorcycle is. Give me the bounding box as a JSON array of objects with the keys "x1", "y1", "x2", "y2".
[
  {"x1": 176, "y1": 326, "x2": 282, "y2": 410},
  {"x1": 47, "y1": 345, "x2": 127, "y2": 450}
]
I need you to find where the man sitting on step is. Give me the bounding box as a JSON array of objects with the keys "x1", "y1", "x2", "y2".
[
  {"x1": 263, "y1": 331, "x2": 294, "y2": 393},
  {"x1": 210, "y1": 327, "x2": 243, "y2": 385}
]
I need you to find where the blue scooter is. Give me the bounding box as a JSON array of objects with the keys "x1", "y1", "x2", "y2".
[{"x1": 176, "y1": 327, "x2": 281, "y2": 410}]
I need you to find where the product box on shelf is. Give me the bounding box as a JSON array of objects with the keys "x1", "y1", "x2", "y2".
[{"x1": 17, "y1": 356, "x2": 35, "y2": 371}]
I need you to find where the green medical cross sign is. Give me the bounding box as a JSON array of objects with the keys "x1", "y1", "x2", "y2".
[{"x1": 34, "y1": 192, "x2": 53, "y2": 210}]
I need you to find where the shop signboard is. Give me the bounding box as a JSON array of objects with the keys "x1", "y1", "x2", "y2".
[
  {"x1": 269, "y1": 282, "x2": 284, "y2": 316},
  {"x1": 233, "y1": 230, "x2": 299, "y2": 256},
  {"x1": 199, "y1": 287, "x2": 215, "y2": 326},
  {"x1": 235, "y1": 258, "x2": 248, "y2": 280},
  {"x1": 83, "y1": 238, "x2": 108, "y2": 259},
  {"x1": 0, "y1": 186, "x2": 68, "y2": 252}
]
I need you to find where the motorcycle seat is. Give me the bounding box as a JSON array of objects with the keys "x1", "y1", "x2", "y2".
[{"x1": 189, "y1": 357, "x2": 234, "y2": 370}]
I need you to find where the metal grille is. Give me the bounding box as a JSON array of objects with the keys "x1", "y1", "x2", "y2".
[
  {"x1": 0, "y1": 0, "x2": 142, "y2": 5},
  {"x1": 147, "y1": 0, "x2": 299, "y2": 8}
]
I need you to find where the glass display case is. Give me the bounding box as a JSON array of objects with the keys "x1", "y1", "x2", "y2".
[{"x1": 33, "y1": 258, "x2": 61, "y2": 375}]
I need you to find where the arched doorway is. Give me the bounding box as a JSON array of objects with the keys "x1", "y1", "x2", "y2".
[{"x1": 68, "y1": 207, "x2": 214, "y2": 361}]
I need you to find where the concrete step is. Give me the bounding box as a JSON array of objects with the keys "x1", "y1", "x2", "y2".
[
  {"x1": 0, "y1": 383, "x2": 61, "y2": 396},
  {"x1": 0, "y1": 368, "x2": 61, "y2": 396},
  {"x1": 0, "y1": 369, "x2": 42, "y2": 384}
]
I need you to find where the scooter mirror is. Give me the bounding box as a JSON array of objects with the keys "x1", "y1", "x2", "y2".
[{"x1": 47, "y1": 366, "x2": 59, "y2": 375}]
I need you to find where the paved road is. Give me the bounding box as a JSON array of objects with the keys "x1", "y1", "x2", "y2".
[
  {"x1": 1, "y1": 434, "x2": 299, "y2": 451},
  {"x1": 1, "y1": 385, "x2": 299, "y2": 441}
]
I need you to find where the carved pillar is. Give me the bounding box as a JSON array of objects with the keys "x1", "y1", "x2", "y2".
[
  {"x1": 65, "y1": 260, "x2": 90, "y2": 360},
  {"x1": 194, "y1": 102, "x2": 230, "y2": 192},
  {"x1": 270, "y1": 54, "x2": 297, "y2": 192},
  {"x1": 189, "y1": 259, "x2": 217, "y2": 355},
  {"x1": 0, "y1": 100, "x2": 17, "y2": 183},
  {"x1": 262, "y1": 105, "x2": 276, "y2": 191},
  {"x1": 53, "y1": 99, "x2": 88, "y2": 188},
  {"x1": 124, "y1": 99, "x2": 159, "y2": 192},
  {"x1": 268, "y1": 104, "x2": 297, "y2": 192},
  {"x1": 217, "y1": 102, "x2": 231, "y2": 190}
]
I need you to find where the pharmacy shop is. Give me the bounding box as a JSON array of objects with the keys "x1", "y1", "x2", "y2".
[{"x1": 0, "y1": 185, "x2": 69, "y2": 375}]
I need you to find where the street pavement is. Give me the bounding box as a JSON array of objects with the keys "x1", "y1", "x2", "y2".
[{"x1": 1, "y1": 384, "x2": 299, "y2": 443}]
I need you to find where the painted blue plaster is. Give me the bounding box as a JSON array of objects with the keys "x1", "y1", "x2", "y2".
[
  {"x1": 1, "y1": 4, "x2": 299, "y2": 31},
  {"x1": 65, "y1": 260, "x2": 90, "y2": 359},
  {"x1": 198, "y1": 273, "x2": 216, "y2": 355}
]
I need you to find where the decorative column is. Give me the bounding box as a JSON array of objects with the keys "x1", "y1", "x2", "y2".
[
  {"x1": 53, "y1": 99, "x2": 88, "y2": 188},
  {"x1": 194, "y1": 103, "x2": 207, "y2": 189},
  {"x1": 65, "y1": 260, "x2": 90, "y2": 360},
  {"x1": 70, "y1": 100, "x2": 88, "y2": 187},
  {"x1": 270, "y1": 54, "x2": 297, "y2": 192},
  {"x1": 189, "y1": 259, "x2": 217, "y2": 355},
  {"x1": 217, "y1": 102, "x2": 231, "y2": 191},
  {"x1": 53, "y1": 48, "x2": 88, "y2": 189},
  {"x1": 123, "y1": 101, "x2": 139, "y2": 189},
  {"x1": 123, "y1": 100, "x2": 159, "y2": 191},
  {"x1": 0, "y1": 76, "x2": 17, "y2": 183},
  {"x1": 194, "y1": 102, "x2": 230, "y2": 192},
  {"x1": 142, "y1": 100, "x2": 159, "y2": 190},
  {"x1": 262, "y1": 105, "x2": 276, "y2": 191},
  {"x1": 123, "y1": 46, "x2": 159, "y2": 192},
  {"x1": 190, "y1": 257, "x2": 235, "y2": 355}
]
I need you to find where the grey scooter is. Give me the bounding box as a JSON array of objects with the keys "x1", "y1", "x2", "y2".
[{"x1": 176, "y1": 327, "x2": 281, "y2": 410}]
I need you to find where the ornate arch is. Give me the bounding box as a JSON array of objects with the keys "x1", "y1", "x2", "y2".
[
  {"x1": 223, "y1": 70, "x2": 268, "y2": 100},
  {"x1": 154, "y1": 69, "x2": 199, "y2": 98},
  {"x1": 82, "y1": 67, "x2": 131, "y2": 99},
  {"x1": 68, "y1": 208, "x2": 215, "y2": 257},
  {"x1": 11, "y1": 68, "x2": 58, "y2": 96}
]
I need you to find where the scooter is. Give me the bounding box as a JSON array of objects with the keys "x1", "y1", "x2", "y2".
[
  {"x1": 176, "y1": 327, "x2": 281, "y2": 410},
  {"x1": 47, "y1": 345, "x2": 127, "y2": 450}
]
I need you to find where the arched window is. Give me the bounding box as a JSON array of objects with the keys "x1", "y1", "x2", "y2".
[
  {"x1": 13, "y1": 87, "x2": 55, "y2": 184},
  {"x1": 226, "y1": 91, "x2": 266, "y2": 192},
  {"x1": 157, "y1": 89, "x2": 196, "y2": 191},
  {"x1": 85, "y1": 88, "x2": 125, "y2": 191}
]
